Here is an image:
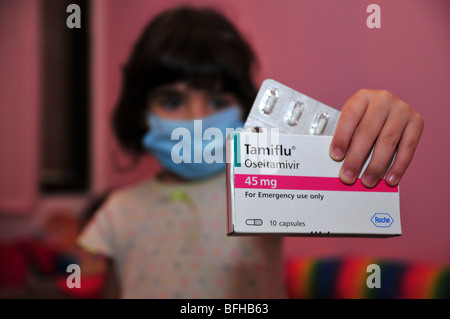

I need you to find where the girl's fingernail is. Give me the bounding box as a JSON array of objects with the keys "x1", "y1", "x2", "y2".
[
  {"x1": 341, "y1": 169, "x2": 356, "y2": 184},
  {"x1": 331, "y1": 147, "x2": 344, "y2": 160},
  {"x1": 362, "y1": 175, "x2": 377, "y2": 188},
  {"x1": 387, "y1": 174, "x2": 398, "y2": 185}
]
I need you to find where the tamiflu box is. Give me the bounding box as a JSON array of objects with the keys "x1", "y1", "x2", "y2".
[{"x1": 226, "y1": 80, "x2": 401, "y2": 237}]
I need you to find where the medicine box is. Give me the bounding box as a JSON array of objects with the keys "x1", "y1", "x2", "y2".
[{"x1": 226, "y1": 131, "x2": 401, "y2": 237}]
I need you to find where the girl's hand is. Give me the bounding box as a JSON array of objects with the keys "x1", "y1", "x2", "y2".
[{"x1": 329, "y1": 89, "x2": 424, "y2": 188}]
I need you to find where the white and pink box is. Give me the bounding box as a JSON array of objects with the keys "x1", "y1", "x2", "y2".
[{"x1": 226, "y1": 131, "x2": 401, "y2": 237}]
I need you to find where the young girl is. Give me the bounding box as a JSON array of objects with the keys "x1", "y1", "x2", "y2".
[{"x1": 78, "y1": 6, "x2": 423, "y2": 298}]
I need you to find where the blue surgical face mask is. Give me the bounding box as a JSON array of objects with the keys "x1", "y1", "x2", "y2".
[{"x1": 142, "y1": 106, "x2": 244, "y2": 180}]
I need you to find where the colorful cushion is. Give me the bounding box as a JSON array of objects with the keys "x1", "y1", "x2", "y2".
[{"x1": 285, "y1": 257, "x2": 450, "y2": 299}]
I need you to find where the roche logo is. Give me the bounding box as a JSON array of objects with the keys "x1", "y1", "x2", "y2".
[{"x1": 371, "y1": 213, "x2": 394, "y2": 228}]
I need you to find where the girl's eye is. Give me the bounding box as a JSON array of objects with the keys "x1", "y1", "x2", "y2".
[
  {"x1": 210, "y1": 97, "x2": 230, "y2": 109},
  {"x1": 160, "y1": 96, "x2": 183, "y2": 110}
]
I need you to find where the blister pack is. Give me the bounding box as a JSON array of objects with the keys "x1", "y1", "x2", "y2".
[{"x1": 244, "y1": 79, "x2": 341, "y2": 136}]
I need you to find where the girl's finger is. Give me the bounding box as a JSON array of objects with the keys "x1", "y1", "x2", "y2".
[
  {"x1": 360, "y1": 105, "x2": 410, "y2": 187},
  {"x1": 329, "y1": 89, "x2": 371, "y2": 161},
  {"x1": 385, "y1": 113, "x2": 424, "y2": 186},
  {"x1": 338, "y1": 91, "x2": 391, "y2": 184}
]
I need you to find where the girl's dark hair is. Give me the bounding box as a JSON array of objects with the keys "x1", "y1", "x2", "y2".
[{"x1": 112, "y1": 6, "x2": 258, "y2": 155}]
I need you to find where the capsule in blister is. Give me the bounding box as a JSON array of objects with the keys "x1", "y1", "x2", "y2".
[
  {"x1": 244, "y1": 79, "x2": 341, "y2": 136},
  {"x1": 310, "y1": 112, "x2": 329, "y2": 135},
  {"x1": 259, "y1": 87, "x2": 279, "y2": 114},
  {"x1": 285, "y1": 101, "x2": 304, "y2": 126}
]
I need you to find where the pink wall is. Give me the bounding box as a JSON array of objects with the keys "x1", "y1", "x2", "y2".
[
  {"x1": 0, "y1": 0, "x2": 41, "y2": 213},
  {"x1": 0, "y1": 0, "x2": 448, "y2": 264}
]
